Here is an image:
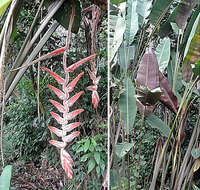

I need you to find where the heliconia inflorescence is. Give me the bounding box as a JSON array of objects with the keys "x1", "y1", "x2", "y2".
[{"x1": 41, "y1": 53, "x2": 96, "y2": 179}]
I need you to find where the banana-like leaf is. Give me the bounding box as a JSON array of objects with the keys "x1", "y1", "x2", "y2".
[
  {"x1": 159, "y1": 71, "x2": 178, "y2": 114},
  {"x1": 155, "y1": 37, "x2": 171, "y2": 72},
  {"x1": 115, "y1": 142, "x2": 134, "y2": 158},
  {"x1": 182, "y1": 14, "x2": 200, "y2": 81},
  {"x1": 0, "y1": 165, "x2": 12, "y2": 190},
  {"x1": 125, "y1": 0, "x2": 138, "y2": 46},
  {"x1": 159, "y1": 0, "x2": 196, "y2": 37},
  {"x1": 137, "y1": 47, "x2": 160, "y2": 90},
  {"x1": 136, "y1": 0, "x2": 152, "y2": 25},
  {"x1": 109, "y1": 3, "x2": 126, "y2": 63},
  {"x1": 0, "y1": 0, "x2": 12, "y2": 16},
  {"x1": 180, "y1": 6, "x2": 200, "y2": 52},
  {"x1": 119, "y1": 77, "x2": 137, "y2": 134},
  {"x1": 167, "y1": 51, "x2": 183, "y2": 99},
  {"x1": 174, "y1": 0, "x2": 196, "y2": 29},
  {"x1": 118, "y1": 41, "x2": 135, "y2": 72},
  {"x1": 149, "y1": 0, "x2": 172, "y2": 25},
  {"x1": 146, "y1": 114, "x2": 170, "y2": 137}
]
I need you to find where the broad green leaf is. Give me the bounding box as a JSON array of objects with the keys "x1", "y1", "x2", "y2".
[
  {"x1": 84, "y1": 139, "x2": 90, "y2": 152},
  {"x1": 119, "y1": 42, "x2": 135, "y2": 72},
  {"x1": 191, "y1": 148, "x2": 200, "y2": 159},
  {"x1": 181, "y1": 5, "x2": 200, "y2": 52},
  {"x1": 149, "y1": 0, "x2": 172, "y2": 25},
  {"x1": 0, "y1": 165, "x2": 12, "y2": 190},
  {"x1": 115, "y1": 142, "x2": 134, "y2": 158},
  {"x1": 155, "y1": 37, "x2": 171, "y2": 72},
  {"x1": 170, "y1": 22, "x2": 179, "y2": 35},
  {"x1": 88, "y1": 159, "x2": 96, "y2": 174},
  {"x1": 136, "y1": 0, "x2": 152, "y2": 25},
  {"x1": 125, "y1": 0, "x2": 138, "y2": 45},
  {"x1": 184, "y1": 13, "x2": 200, "y2": 58},
  {"x1": 96, "y1": 166, "x2": 101, "y2": 178},
  {"x1": 168, "y1": 51, "x2": 182, "y2": 101},
  {"x1": 94, "y1": 152, "x2": 101, "y2": 165},
  {"x1": 120, "y1": 77, "x2": 137, "y2": 134},
  {"x1": 80, "y1": 153, "x2": 92, "y2": 162},
  {"x1": 146, "y1": 114, "x2": 170, "y2": 137},
  {"x1": 111, "y1": 0, "x2": 126, "y2": 5},
  {"x1": 182, "y1": 14, "x2": 200, "y2": 81},
  {"x1": 0, "y1": 0, "x2": 12, "y2": 17},
  {"x1": 109, "y1": 3, "x2": 126, "y2": 63}
]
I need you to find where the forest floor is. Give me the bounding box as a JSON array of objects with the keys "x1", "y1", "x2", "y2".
[{"x1": 10, "y1": 160, "x2": 67, "y2": 190}]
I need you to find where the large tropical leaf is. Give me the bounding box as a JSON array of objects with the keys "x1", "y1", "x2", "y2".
[
  {"x1": 0, "y1": 165, "x2": 12, "y2": 190},
  {"x1": 118, "y1": 41, "x2": 135, "y2": 72},
  {"x1": 159, "y1": 71, "x2": 178, "y2": 114},
  {"x1": 182, "y1": 14, "x2": 200, "y2": 81},
  {"x1": 167, "y1": 51, "x2": 182, "y2": 100},
  {"x1": 109, "y1": 3, "x2": 126, "y2": 62},
  {"x1": 115, "y1": 142, "x2": 134, "y2": 158},
  {"x1": 125, "y1": 0, "x2": 138, "y2": 46},
  {"x1": 136, "y1": 0, "x2": 152, "y2": 25},
  {"x1": 174, "y1": 0, "x2": 197, "y2": 29},
  {"x1": 180, "y1": 5, "x2": 200, "y2": 52},
  {"x1": 159, "y1": 0, "x2": 196, "y2": 37},
  {"x1": 0, "y1": 0, "x2": 12, "y2": 17},
  {"x1": 119, "y1": 77, "x2": 137, "y2": 134},
  {"x1": 146, "y1": 114, "x2": 170, "y2": 137},
  {"x1": 155, "y1": 37, "x2": 171, "y2": 72},
  {"x1": 149, "y1": 0, "x2": 172, "y2": 25},
  {"x1": 136, "y1": 47, "x2": 160, "y2": 90}
]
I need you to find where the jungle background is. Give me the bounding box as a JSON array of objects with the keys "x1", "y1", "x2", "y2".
[
  {"x1": 109, "y1": 0, "x2": 200, "y2": 189},
  {"x1": 0, "y1": 0, "x2": 107, "y2": 189}
]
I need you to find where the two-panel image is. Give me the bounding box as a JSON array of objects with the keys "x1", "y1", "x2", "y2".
[{"x1": 0, "y1": 0, "x2": 200, "y2": 189}]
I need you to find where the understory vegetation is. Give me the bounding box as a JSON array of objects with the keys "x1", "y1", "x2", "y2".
[
  {"x1": 110, "y1": 0, "x2": 200, "y2": 189},
  {"x1": 0, "y1": 0, "x2": 107, "y2": 189}
]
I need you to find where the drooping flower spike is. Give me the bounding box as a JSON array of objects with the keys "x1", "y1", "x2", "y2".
[{"x1": 42, "y1": 53, "x2": 96, "y2": 178}]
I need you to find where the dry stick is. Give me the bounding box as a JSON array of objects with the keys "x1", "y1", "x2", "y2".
[
  {"x1": 5, "y1": 0, "x2": 62, "y2": 92},
  {"x1": 176, "y1": 116, "x2": 200, "y2": 189},
  {"x1": 37, "y1": 5, "x2": 44, "y2": 123}
]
